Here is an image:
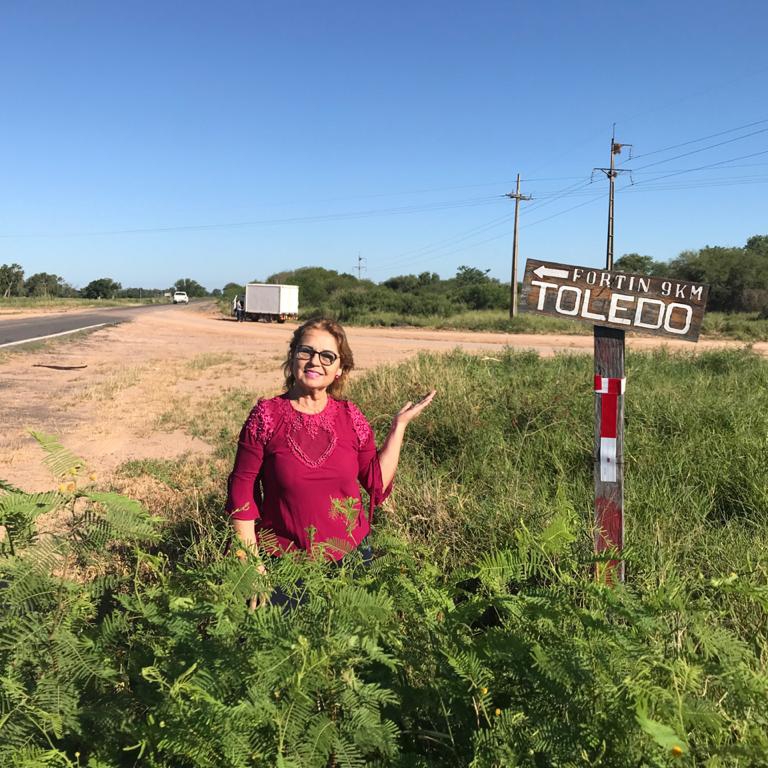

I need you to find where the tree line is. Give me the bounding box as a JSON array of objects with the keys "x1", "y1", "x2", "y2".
[
  {"x1": 5, "y1": 233, "x2": 766, "y2": 314},
  {"x1": 613, "y1": 234, "x2": 768, "y2": 313},
  {"x1": 222, "y1": 233, "x2": 768, "y2": 319},
  {"x1": 0, "y1": 265, "x2": 210, "y2": 300}
]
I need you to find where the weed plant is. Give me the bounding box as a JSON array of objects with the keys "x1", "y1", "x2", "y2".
[{"x1": 2, "y1": 348, "x2": 768, "y2": 766}]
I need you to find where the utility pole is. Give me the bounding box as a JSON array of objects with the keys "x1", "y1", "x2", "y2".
[
  {"x1": 592, "y1": 128, "x2": 631, "y2": 584},
  {"x1": 505, "y1": 174, "x2": 532, "y2": 318},
  {"x1": 594, "y1": 126, "x2": 632, "y2": 270},
  {"x1": 356, "y1": 252, "x2": 367, "y2": 280}
]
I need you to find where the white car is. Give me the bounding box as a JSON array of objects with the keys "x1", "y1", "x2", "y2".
[{"x1": 172, "y1": 291, "x2": 189, "y2": 304}]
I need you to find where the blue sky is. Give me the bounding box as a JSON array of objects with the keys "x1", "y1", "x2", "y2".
[{"x1": 2, "y1": 1, "x2": 767, "y2": 290}]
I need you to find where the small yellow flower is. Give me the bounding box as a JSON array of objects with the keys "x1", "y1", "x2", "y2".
[
  {"x1": 235, "y1": 549, "x2": 247, "y2": 561},
  {"x1": 89, "y1": 472, "x2": 97, "y2": 482},
  {"x1": 58, "y1": 481, "x2": 76, "y2": 494},
  {"x1": 671, "y1": 745, "x2": 683, "y2": 757},
  {"x1": 480, "y1": 687, "x2": 488, "y2": 695},
  {"x1": 494, "y1": 708, "x2": 502, "y2": 717}
]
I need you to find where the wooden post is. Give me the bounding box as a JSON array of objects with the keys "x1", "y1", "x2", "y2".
[
  {"x1": 506, "y1": 175, "x2": 532, "y2": 319},
  {"x1": 511, "y1": 174, "x2": 522, "y2": 318},
  {"x1": 594, "y1": 325, "x2": 625, "y2": 583}
]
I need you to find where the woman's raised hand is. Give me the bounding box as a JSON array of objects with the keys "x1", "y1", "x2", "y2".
[{"x1": 393, "y1": 389, "x2": 436, "y2": 428}]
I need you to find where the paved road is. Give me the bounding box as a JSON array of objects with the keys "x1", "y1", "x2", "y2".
[{"x1": 0, "y1": 303, "x2": 190, "y2": 348}]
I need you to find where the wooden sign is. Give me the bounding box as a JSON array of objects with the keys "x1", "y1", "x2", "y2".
[{"x1": 521, "y1": 259, "x2": 709, "y2": 341}]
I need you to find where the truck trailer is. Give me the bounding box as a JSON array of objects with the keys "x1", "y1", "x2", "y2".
[{"x1": 243, "y1": 283, "x2": 299, "y2": 323}]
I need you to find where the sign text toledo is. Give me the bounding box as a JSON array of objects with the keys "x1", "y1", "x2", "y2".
[{"x1": 521, "y1": 259, "x2": 709, "y2": 341}]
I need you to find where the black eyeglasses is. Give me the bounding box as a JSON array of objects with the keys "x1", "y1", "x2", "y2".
[{"x1": 295, "y1": 345, "x2": 339, "y2": 366}]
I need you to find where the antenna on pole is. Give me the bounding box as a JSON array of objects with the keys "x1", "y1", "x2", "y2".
[
  {"x1": 356, "y1": 252, "x2": 367, "y2": 280},
  {"x1": 593, "y1": 125, "x2": 632, "y2": 271}
]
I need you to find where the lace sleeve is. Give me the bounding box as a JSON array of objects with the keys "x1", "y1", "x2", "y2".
[
  {"x1": 227, "y1": 399, "x2": 279, "y2": 521},
  {"x1": 245, "y1": 398, "x2": 279, "y2": 444},
  {"x1": 344, "y1": 401, "x2": 374, "y2": 449}
]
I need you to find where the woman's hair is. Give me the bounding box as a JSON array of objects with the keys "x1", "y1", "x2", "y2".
[{"x1": 283, "y1": 318, "x2": 354, "y2": 398}]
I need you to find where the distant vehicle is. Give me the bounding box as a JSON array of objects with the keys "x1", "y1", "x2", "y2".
[
  {"x1": 243, "y1": 283, "x2": 299, "y2": 323},
  {"x1": 172, "y1": 291, "x2": 189, "y2": 304}
]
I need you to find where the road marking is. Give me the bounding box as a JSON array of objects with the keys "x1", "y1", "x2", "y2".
[{"x1": 0, "y1": 323, "x2": 108, "y2": 349}]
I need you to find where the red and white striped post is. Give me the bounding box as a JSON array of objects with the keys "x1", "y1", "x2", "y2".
[{"x1": 593, "y1": 325, "x2": 625, "y2": 583}]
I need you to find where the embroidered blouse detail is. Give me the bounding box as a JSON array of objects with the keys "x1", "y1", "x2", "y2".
[
  {"x1": 345, "y1": 401, "x2": 373, "y2": 448},
  {"x1": 245, "y1": 399, "x2": 278, "y2": 444},
  {"x1": 285, "y1": 399, "x2": 339, "y2": 468}
]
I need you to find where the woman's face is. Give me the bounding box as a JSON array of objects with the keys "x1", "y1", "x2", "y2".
[{"x1": 291, "y1": 328, "x2": 342, "y2": 394}]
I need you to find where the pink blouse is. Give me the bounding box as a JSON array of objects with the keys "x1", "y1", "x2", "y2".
[{"x1": 226, "y1": 395, "x2": 392, "y2": 560}]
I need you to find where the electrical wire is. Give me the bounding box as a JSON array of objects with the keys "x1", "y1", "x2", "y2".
[
  {"x1": 619, "y1": 118, "x2": 768, "y2": 164},
  {"x1": 622, "y1": 147, "x2": 768, "y2": 189},
  {"x1": 0, "y1": 194, "x2": 507, "y2": 238},
  {"x1": 628, "y1": 127, "x2": 768, "y2": 173}
]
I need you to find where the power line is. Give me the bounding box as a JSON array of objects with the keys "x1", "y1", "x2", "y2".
[
  {"x1": 628, "y1": 126, "x2": 768, "y2": 173},
  {"x1": 622, "y1": 147, "x2": 768, "y2": 189},
  {"x1": 367, "y1": 210, "x2": 518, "y2": 274},
  {"x1": 520, "y1": 193, "x2": 606, "y2": 230},
  {"x1": 621, "y1": 117, "x2": 768, "y2": 163},
  {"x1": 0, "y1": 194, "x2": 506, "y2": 238},
  {"x1": 528, "y1": 171, "x2": 768, "y2": 197},
  {"x1": 515, "y1": 176, "x2": 596, "y2": 216}
]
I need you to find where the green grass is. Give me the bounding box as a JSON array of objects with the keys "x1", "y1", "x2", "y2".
[
  {"x1": 351, "y1": 348, "x2": 768, "y2": 585},
  {"x1": 138, "y1": 344, "x2": 768, "y2": 602},
  {"x1": 316, "y1": 308, "x2": 590, "y2": 334},
  {"x1": 0, "y1": 296, "x2": 167, "y2": 311},
  {"x1": 297, "y1": 306, "x2": 768, "y2": 340},
  {"x1": 701, "y1": 310, "x2": 768, "y2": 340}
]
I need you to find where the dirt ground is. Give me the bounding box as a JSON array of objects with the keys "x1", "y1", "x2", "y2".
[{"x1": 2, "y1": 301, "x2": 764, "y2": 492}]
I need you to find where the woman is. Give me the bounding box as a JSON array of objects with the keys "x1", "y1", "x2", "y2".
[{"x1": 226, "y1": 318, "x2": 435, "y2": 563}]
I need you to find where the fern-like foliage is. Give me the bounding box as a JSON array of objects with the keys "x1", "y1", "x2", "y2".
[
  {"x1": 1, "y1": 466, "x2": 767, "y2": 766},
  {"x1": 28, "y1": 432, "x2": 85, "y2": 480},
  {"x1": 0, "y1": 491, "x2": 61, "y2": 554}
]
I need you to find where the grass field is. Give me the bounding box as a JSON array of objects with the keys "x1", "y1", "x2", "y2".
[
  {"x1": 294, "y1": 306, "x2": 768, "y2": 340},
  {"x1": 2, "y1": 347, "x2": 767, "y2": 765},
  {"x1": 0, "y1": 296, "x2": 167, "y2": 312}
]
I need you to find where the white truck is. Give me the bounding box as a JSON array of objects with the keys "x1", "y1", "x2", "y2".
[{"x1": 243, "y1": 283, "x2": 299, "y2": 323}]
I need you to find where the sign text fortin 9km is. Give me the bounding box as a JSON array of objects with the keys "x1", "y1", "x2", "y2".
[{"x1": 520, "y1": 259, "x2": 709, "y2": 342}]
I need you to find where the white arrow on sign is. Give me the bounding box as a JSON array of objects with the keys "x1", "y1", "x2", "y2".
[{"x1": 534, "y1": 265, "x2": 570, "y2": 280}]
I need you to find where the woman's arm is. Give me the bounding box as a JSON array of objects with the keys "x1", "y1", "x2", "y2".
[
  {"x1": 227, "y1": 403, "x2": 268, "y2": 551},
  {"x1": 377, "y1": 390, "x2": 436, "y2": 488},
  {"x1": 232, "y1": 518, "x2": 259, "y2": 550},
  {"x1": 232, "y1": 518, "x2": 267, "y2": 577}
]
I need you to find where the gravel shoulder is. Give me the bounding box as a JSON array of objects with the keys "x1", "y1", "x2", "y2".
[{"x1": 1, "y1": 302, "x2": 763, "y2": 492}]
